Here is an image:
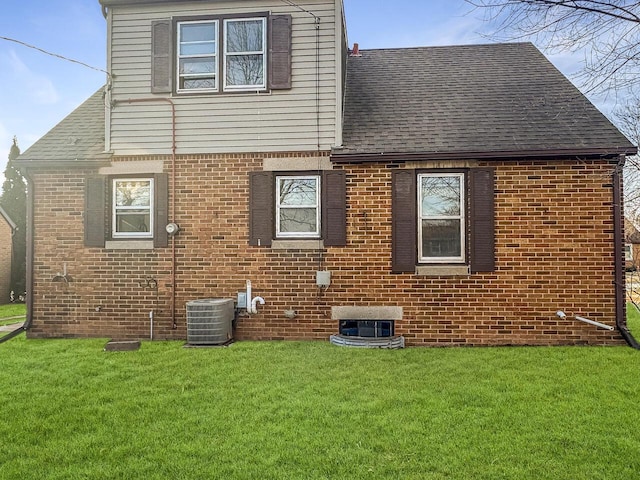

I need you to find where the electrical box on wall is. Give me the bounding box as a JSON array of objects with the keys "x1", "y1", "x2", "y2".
[
  {"x1": 316, "y1": 270, "x2": 331, "y2": 288},
  {"x1": 237, "y1": 292, "x2": 247, "y2": 309}
]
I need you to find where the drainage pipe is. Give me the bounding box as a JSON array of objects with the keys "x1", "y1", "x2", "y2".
[
  {"x1": 613, "y1": 159, "x2": 640, "y2": 349},
  {"x1": 113, "y1": 97, "x2": 178, "y2": 330},
  {"x1": 575, "y1": 315, "x2": 615, "y2": 331}
]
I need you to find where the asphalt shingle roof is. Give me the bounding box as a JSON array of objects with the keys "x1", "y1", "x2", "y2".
[
  {"x1": 337, "y1": 42, "x2": 635, "y2": 158},
  {"x1": 17, "y1": 88, "x2": 111, "y2": 166},
  {"x1": 17, "y1": 43, "x2": 635, "y2": 166}
]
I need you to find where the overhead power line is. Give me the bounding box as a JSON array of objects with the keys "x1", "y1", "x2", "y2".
[{"x1": 0, "y1": 35, "x2": 110, "y2": 78}]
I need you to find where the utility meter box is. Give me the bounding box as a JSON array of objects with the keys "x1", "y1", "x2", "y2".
[{"x1": 316, "y1": 270, "x2": 331, "y2": 288}]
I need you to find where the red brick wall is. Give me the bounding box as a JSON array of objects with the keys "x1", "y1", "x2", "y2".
[
  {"x1": 0, "y1": 217, "x2": 12, "y2": 302},
  {"x1": 27, "y1": 155, "x2": 624, "y2": 346}
]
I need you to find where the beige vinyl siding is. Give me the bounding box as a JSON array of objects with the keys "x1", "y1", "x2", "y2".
[{"x1": 107, "y1": 0, "x2": 340, "y2": 155}]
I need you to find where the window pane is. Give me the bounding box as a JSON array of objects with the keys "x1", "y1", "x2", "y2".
[
  {"x1": 421, "y1": 219, "x2": 461, "y2": 257},
  {"x1": 280, "y1": 208, "x2": 317, "y2": 233},
  {"x1": 226, "y1": 55, "x2": 264, "y2": 86},
  {"x1": 226, "y1": 20, "x2": 263, "y2": 52},
  {"x1": 421, "y1": 176, "x2": 461, "y2": 216},
  {"x1": 181, "y1": 78, "x2": 216, "y2": 90},
  {"x1": 180, "y1": 42, "x2": 216, "y2": 56},
  {"x1": 180, "y1": 23, "x2": 216, "y2": 43},
  {"x1": 180, "y1": 58, "x2": 215, "y2": 74},
  {"x1": 279, "y1": 178, "x2": 317, "y2": 206},
  {"x1": 116, "y1": 211, "x2": 151, "y2": 233},
  {"x1": 115, "y1": 181, "x2": 150, "y2": 207}
]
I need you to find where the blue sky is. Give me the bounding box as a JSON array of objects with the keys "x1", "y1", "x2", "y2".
[{"x1": 0, "y1": 0, "x2": 605, "y2": 180}]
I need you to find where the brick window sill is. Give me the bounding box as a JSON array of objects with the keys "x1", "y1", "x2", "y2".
[
  {"x1": 104, "y1": 240, "x2": 155, "y2": 250},
  {"x1": 271, "y1": 239, "x2": 324, "y2": 250},
  {"x1": 415, "y1": 265, "x2": 470, "y2": 276}
]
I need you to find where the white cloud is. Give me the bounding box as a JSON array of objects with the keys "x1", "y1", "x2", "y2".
[{"x1": 6, "y1": 50, "x2": 60, "y2": 106}]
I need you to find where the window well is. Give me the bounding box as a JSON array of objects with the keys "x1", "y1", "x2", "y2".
[{"x1": 339, "y1": 320, "x2": 394, "y2": 338}]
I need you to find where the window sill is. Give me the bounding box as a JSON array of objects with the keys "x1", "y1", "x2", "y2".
[
  {"x1": 105, "y1": 240, "x2": 155, "y2": 250},
  {"x1": 415, "y1": 265, "x2": 470, "y2": 276},
  {"x1": 174, "y1": 88, "x2": 270, "y2": 97},
  {"x1": 271, "y1": 239, "x2": 324, "y2": 250}
]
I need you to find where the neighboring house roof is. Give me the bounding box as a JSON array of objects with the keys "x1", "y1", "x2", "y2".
[
  {"x1": 336, "y1": 42, "x2": 636, "y2": 160},
  {"x1": 16, "y1": 88, "x2": 111, "y2": 167},
  {"x1": 0, "y1": 206, "x2": 17, "y2": 232}
]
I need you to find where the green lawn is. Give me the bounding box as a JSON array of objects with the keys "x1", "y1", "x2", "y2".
[
  {"x1": 0, "y1": 303, "x2": 26, "y2": 325},
  {"x1": 627, "y1": 302, "x2": 640, "y2": 339},
  {"x1": 0, "y1": 338, "x2": 639, "y2": 479}
]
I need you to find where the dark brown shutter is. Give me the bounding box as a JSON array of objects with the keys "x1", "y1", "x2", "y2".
[
  {"x1": 469, "y1": 168, "x2": 496, "y2": 273},
  {"x1": 249, "y1": 171, "x2": 274, "y2": 246},
  {"x1": 151, "y1": 19, "x2": 172, "y2": 94},
  {"x1": 85, "y1": 176, "x2": 106, "y2": 247},
  {"x1": 391, "y1": 170, "x2": 417, "y2": 273},
  {"x1": 268, "y1": 14, "x2": 292, "y2": 90},
  {"x1": 322, "y1": 170, "x2": 346, "y2": 246},
  {"x1": 154, "y1": 173, "x2": 169, "y2": 248}
]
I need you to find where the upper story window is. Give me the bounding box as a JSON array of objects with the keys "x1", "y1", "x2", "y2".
[
  {"x1": 177, "y1": 20, "x2": 218, "y2": 91},
  {"x1": 112, "y1": 179, "x2": 154, "y2": 238},
  {"x1": 224, "y1": 18, "x2": 266, "y2": 91},
  {"x1": 157, "y1": 14, "x2": 283, "y2": 95}
]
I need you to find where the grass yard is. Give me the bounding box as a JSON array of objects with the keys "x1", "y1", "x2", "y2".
[
  {"x1": 627, "y1": 302, "x2": 640, "y2": 339},
  {"x1": 0, "y1": 303, "x2": 26, "y2": 325},
  {"x1": 0, "y1": 338, "x2": 639, "y2": 479}
]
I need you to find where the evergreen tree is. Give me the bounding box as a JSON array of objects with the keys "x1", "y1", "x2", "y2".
[{"x1": 0, "y1": 137, "x2": 26, "y2": 298}]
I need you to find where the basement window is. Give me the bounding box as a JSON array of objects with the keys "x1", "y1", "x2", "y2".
[{"x1": 339, "y1": 320, "x2": 395, "y2": 338}]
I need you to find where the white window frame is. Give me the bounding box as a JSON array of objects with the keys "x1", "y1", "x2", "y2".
[
  {"x1": 418, "y1": 172, "x2": 465, "y2": 263},
  {"x1": 112, "y1": 178, "x2": 154, "y2": 239},
  {"x1": 223, "y1": 17, "x2": 267, "y2": 91},
  {"x1": 176, "y1": 20, "x2": 218, "y2": 93},
  {"x1": 276, "y1": 175, "x2": 321, "y2": 238}
]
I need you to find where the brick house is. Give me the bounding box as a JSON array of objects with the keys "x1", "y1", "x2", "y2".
[
  {"x1": 0, "y1": 206, "x2": 16, "y2": 303},
  {"x1": 15, "y1": 0, "x2": 638, "y2": 346}
]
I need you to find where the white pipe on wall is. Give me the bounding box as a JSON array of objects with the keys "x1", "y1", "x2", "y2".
[
  {"x1": 556, "y1": 310, "x2": 614, "y2": 331},
  {"x1": 574, "y1": 315, "x2": 614, "y2": 331},
  {"x1": 251, "y1": 296, "x2": 265, "y2": 314},
  {"x1": 245, "y1": 280, "x2": 265, "y2": 314}
]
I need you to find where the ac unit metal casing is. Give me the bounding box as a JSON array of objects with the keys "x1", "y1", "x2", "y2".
[{"x1": 186, "y1": 298, "x2": 234, "y2": 345}]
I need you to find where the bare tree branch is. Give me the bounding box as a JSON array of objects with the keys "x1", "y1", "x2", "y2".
[{"x1": 466, "y1": 1, "x2": 640, "y2": 94}]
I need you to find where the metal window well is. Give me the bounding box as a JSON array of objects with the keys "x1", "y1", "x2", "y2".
[
  {"x1": 186, "y1": 298, "x2": 234, "y2": 345},
  {"x1": 330, "y1": 320, "x2": 404, "y2": 349}
]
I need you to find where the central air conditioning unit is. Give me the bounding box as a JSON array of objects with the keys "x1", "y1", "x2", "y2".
[{"x1": 186, "y1": 298, "x2": 234, "y2": 345}]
